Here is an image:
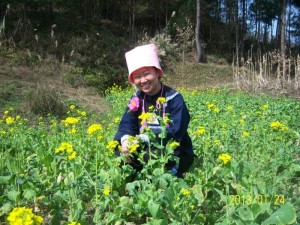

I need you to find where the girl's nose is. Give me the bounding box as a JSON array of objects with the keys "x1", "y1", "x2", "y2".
[{"x1": 141, "y1": 76, "x2": 147, "y2": 83}]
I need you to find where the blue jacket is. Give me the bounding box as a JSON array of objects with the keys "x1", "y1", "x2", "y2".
[{"x1": 114, "y1": 84, "x2": 193, "y2": 156}]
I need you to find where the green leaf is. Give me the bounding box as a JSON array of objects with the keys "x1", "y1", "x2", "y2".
[
  {"x1": 7, "y1": 190, "x2": 20, "y2": 201},
  {"x1": 0, "y1": 175, "x2": 11, "y2": 184},
  {"x1": 148, "y1": 218, "x2": 168, "y2": 225},
  {"x1": 238, "y1": 205, "x2": 254, "y2": 221},
  {"x1": 23, "y1": 189, "x2": 36, "y2": 200},
  {"x1": 262, "y1": 203, "x2": 296, "y2": 225},
  {"x1": 148, "y1": 200, "x2": 160, "y2": 219}
]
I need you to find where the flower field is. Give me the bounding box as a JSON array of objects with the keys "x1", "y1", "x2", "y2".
[{"x1": 0, "y1": 86, "x2": 299, "y2": 225}]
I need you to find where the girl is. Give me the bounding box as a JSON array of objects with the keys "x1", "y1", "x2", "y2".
[{"x1": 114, "y1": 43, "x2": 194, "y2": 178}]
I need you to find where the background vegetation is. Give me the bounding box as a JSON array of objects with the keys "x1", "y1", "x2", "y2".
[{"x1": 0, "y1": 0, "x2": 299, "y2": 97}]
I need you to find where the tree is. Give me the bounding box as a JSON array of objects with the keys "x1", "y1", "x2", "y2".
[
  {"x1": 281, "y1": 0, "x2": 287, "y2": 81},
  {"x1": 235, "y1": 0, "x2": 239, "y2": 62},
  {"x1": 195, "y1": 0, "x2": 202, "y2": 62}
]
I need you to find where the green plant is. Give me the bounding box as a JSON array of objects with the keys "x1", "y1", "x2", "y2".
[{"x1": 25, "y1": 83, "x2": 68, "y2": 117}]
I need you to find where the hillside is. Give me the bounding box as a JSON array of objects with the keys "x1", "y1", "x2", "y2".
[{"x1": 0, "y1": 51, "x2": 234, "y2": 117}]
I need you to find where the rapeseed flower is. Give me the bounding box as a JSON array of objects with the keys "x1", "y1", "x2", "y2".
[
  {"x1": 70, "y1": 104, "x2": 76, "y2": 110},
  {"x1": 127, "y1": 136, "x2": 140, "y2": 153},
  {"x1": 270, "y1": 121, "x2": 289, "y2": 131},
  {"x1": 5, "y1": 116, "x2": 15, "y2": 125},
  {"x1": 69, "y1": 128, "x2": 77, "y2": 134},
  {"x1": 206, "y1": 102, "x2": 215, "y2": 109},
  {"x1": 55, "y1": 142, "x2": 77, "y2": 160},
  {"x1": 138, "y1": 112, "x2": 153, "y2": 125},
  {"x1": 106, "y1": 140, "x2": 119, "y2": 151},
  {"x1": 163, "y1": 115, "x2": 171, "y2": 125},
  {"x1": 77, "y1": 110, "x2": 87, "y2": 117},
  {"x1": 68, "y1": 151, "x2": 77, "y2": 160},
  {"x1": 114, "y1": 117, "x2": 121, "y2": 123},
  {"x1": 169, "y1": 141, "x2": 180, "y2": 149},
  {"x1": 219, "y1": 153, "x2": 231, "y2": 164},
  {"x1": 68, "y1": 222, "x2": 81, "y2": 225},
  {"x1": 242, "y1": 131, "x2": 250, "y2": 138},
  {"x1": 194, "y1": 126, "x2": 206, "y2": 136},
  {"x1": 156, "y1": 97, "x2": 166, "y2": 105},
  {"x1": 261, "y1": 104, "x2": 269, "y2": 110},
  {"x1": 181, "y1": 188, "x2": 191, "y2": 196},
  {"x1": 103, "y1": 186, "x2": 111, "y2": 196},
  {"x1": 87, "y1": 124, "x2": 103, "y2": 135},
  {"x1": 61, "y1": 117, "x2": 80, "y2": 126},
  {"x1": 213, "y1": 107, "x2": 220, "y2": 113},
  {"x1": 7, "y1": 207, "x2": 43, "y2": 225},
  {"x1": 148, "y1": 105, "x2": 155, "y2": 110}
]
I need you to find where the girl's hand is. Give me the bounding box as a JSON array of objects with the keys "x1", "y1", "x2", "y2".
[{"x1": 120, "y1": 139, "x2": 129, "y2": 154}]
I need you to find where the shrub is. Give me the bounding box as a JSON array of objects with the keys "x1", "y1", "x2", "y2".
[{"x1": 25, "y1": 83, "x2": 68, "y2": 117}]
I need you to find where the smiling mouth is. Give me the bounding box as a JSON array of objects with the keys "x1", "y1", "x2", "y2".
[{"x1": 141, "y1": 82, "x2": 151, "y2": 90}]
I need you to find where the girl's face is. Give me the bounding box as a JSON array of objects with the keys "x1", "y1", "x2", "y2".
[{"x1": 132, "y1": 67, "x2": 161, "y2": 95}]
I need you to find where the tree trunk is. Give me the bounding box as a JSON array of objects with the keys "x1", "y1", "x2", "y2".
[
  {"x1": 241, "y1": 0, "x2": 247, "y2": 58},
  {"x1": 128, "y1": 0, "x2": 135, "y2": 43},
  {"x1": 195, "y1": 0, "x2": 202, "y2": 62},
  {"x1": 235, "y1": 0, "x2": 239, "y2": 63},
  {"x1": 281, "y1": 0, "x2": 286, "y2": 80}
]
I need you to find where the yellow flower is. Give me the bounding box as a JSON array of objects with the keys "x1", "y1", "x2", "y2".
[
  {"x1": 68, "y1": 151, "x2": 77, "y2": 160},
  {"x1": 181, "y1": 188, "x2": 191, "y2": 196},
  {"x1": 240, "y1": 119, "x2": 245, "y2": 124},
  {"x1": 4, "y1": 110, "x2": 9, "y2": 115},
  {"x1": 7, "y1": 207, "x2": 43, "y2": 225},
  {"x1": 242, "y1": 131, "x2": 250, "y2": 138},
  {"x1": 70, "y1": 104, "x2": 76, "y2": 110},
  {"x1": 61, "y1": 117, "x2": 80, "y2": 126},
  {"x1": 206, "y1": 102, "x2": 215, "y2": 109},
  {"x1": 103, "y1": 186, "x2": 111, "y2": 196},
  {"x1": 213, "y1": 107, "x2": 220, "y2": 113},
  {"x1": 148, "y1": 105, "x2": 154, "y2": 110},
  {"x1": 69, "y1": 128, "x2": 77, "y2": 134},
  {"x1": 163, "y1": 115, "x2": 171, "y2": 125},
  {"x1": 157, "y1": 97, "x2": 166, "y2": 105},
  {"x1": 68, "y1": 222, "x2": 81, "y2": 225},
  {"x1": 127, "y1": 136, "x2": 140, "y2": 153},
  {"x1": 169, "y1": 141, "x2": 180, "y2": 149},
  {"x1": 55, "y1": 142, "x2": 76, "y2": 160},
  {"x1": 261, "y1": 104, "x2": 269, "y2": 110},
  {"x1": 6, "y1": 116, "x2": 15, "y2": 125},
  {"x1": 270, "y1": 121, "x2": 289, "y2": 131},
  {"x1": 79, "y1": 110, "x2": 87, "y2": 117},
  {"x1": 195, "y1": 126, "x2": 205, "y2": 136},
  {"x1": 138, "y1": 112, "x2": 153, "y2": 125},
  {"x1": 106, "y1": 140, "x2": 119, "y2": 151},
  {"x1": 219, "y1": 153, "x2": 231, "y2": 164},
  {"x1": 213, "y1": 139, "x2": 221, "y2": 146},
  {"x1": 114, "y1": 117, "x2": 121, "y2": 123},
  {"x1": 87, "y1": 124, "x2": 103, "y2": 135}
]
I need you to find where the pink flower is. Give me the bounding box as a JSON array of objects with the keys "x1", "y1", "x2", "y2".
[{"x1": 128, "y1": 97, "x2": 140, "y2": 111}]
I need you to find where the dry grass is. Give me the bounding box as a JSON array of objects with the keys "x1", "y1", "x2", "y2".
[
  {"x1": 233, "y1": 51, "x2": 300, "y2": 98},
  {"x1": 163, "y1": 57, "x2": 234, "y2": 90},
  {"x1": 0, "y1": 55, "x2": 110, "y2": 115}
]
